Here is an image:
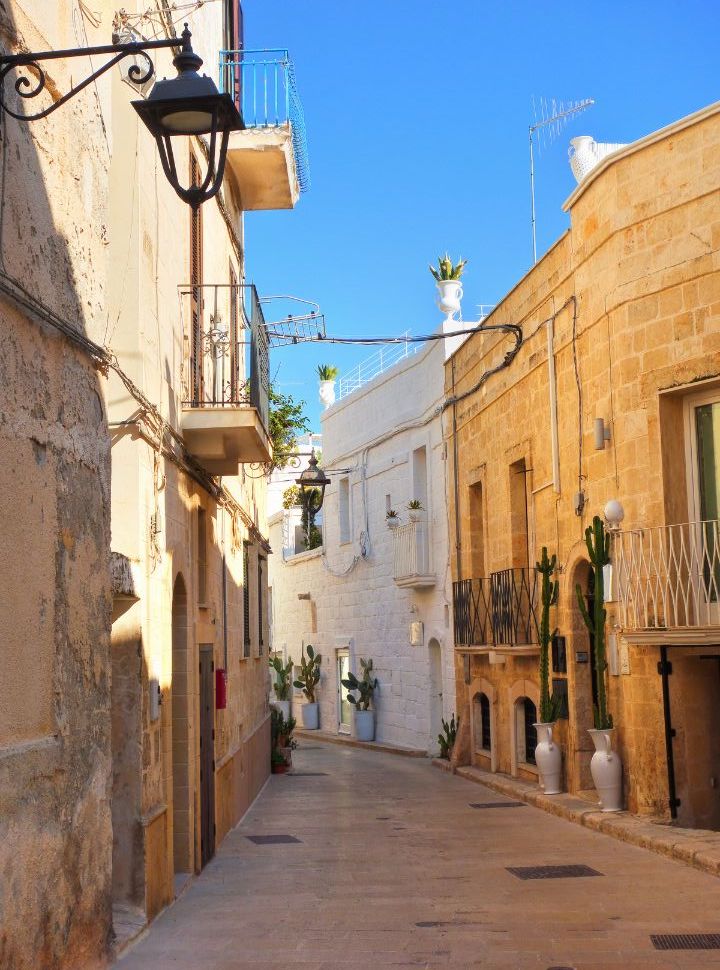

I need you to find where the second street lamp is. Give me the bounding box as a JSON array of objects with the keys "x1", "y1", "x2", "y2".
[{"x1": 296, "y1": 451, "x2": 330, "y2": 549}]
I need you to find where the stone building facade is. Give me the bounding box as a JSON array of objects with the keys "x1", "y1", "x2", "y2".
[
  {"x1": 0, "y1": 1, "x2": 303, "y2": 966},
  {"x1": 448, "y1": 100, "x2": 720, "y2": 828},
  {"x1": 269, "y1": 339, "x2": 455, "y2": 753}
]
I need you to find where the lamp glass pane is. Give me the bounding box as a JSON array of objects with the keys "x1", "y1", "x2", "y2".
[{"x1": 160, "y1": 109, "x2": 214, "y2": 135}]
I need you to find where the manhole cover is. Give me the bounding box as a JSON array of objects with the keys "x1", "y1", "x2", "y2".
[
  {"x1": 287, "y1": 772, "x2": 328, "y2": 777},
  {"x1": 507, "y1": 864, "x2": 602, "y2": 880},
  {"x1": 245, "y1": 834, "x2": 302, "y2": 845},
  {"x1": 651, "y1": 934, "x2": 720, "y2": 950},
  {"x1": 470, "y1": 801, "x2": 527, "y2": 809}
]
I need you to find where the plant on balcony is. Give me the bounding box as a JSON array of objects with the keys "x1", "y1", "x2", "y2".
[
  {"x1": 341, "y1": 658, "x2": 378, "y2": 741},
  {"x1": 317, "y1": 364, "x2": 338, "y2": 409},
  {"x1": 386, "y1": 509, "x2": 400, "y2": 529},
  {"x1": 407, "y1": 499, "x2": 425, "y2": 523},
  {"x1": 316, "y1": 364, "x2": 339, "y2": 381},
  {"x1": 438, "y1": 713, "x2": 459, "y2": 760},
  {"x1": 533, "y1": 547, "x2": 562, "y2": 794},
  {"x1": 575, "y1": 515, "x2": 623, "y2": 811},
  {"x1": 428, "y1": 254, "x2": 468, "y2": 281},
  {"x1": 293, "y1": 644, "x2": 322, "y2": 729}
]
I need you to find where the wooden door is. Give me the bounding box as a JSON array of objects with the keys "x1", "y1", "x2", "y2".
[{"x1": 199, "y1": 647, "x2": 215, "y2": 867}]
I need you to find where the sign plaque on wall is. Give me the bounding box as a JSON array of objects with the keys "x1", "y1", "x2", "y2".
[
  {"x1": 410, "y1": 621, "x2": 424, "y2": 646},
  {"x1": 575, "y1": 650, "x2": 589, "y2": 663}
]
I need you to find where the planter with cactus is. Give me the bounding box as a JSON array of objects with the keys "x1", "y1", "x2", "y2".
[
  {"x1": 533, "y1": 547, "x2": 563, "y2": 794},
  {"x1": 293, "y1": 644, "x2": 322, "y2": 730},
  {"x1": 576, "y1": 516, "x2": 623, "y2": 812},
  {"x1": 407, "y1": 499, "x2": 425, "y2": 524},
  {"x1": 341, "y1": 658, "x2": 378, "y2": 741},
  {"x1": 438, "y1": 714, "x2": 459, "y2": 760},
  {"x1": 317, "y1": 364, "x2": 339, "y2": 409},
  {"x1": 386, "y1": 509, "x2": 400, "y2": 529},
  {"x1": 430, "y1": 254, "x2": 467, "y2": 321}
]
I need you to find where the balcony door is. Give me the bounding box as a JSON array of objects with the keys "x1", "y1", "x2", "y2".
[{"x1": 685, "y1": 391, "x2": 720, "y2": 622}]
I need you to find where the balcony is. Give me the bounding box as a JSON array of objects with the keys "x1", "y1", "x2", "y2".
[
  {"x1": 453, "y1": 567, "x2": 538, "y2": 653},
  {"x1": 392, "y1": 517, "x2": 435, "y2": 588},
  {"x1": 219, "y1": 50, "x2": 309, "y2": 210},
  {"x1": 179, "y1": 283, "x2": 271, "y2": 474},
  {"x1": 613, "y1": 520, "x2": 720, "y2": 643}
]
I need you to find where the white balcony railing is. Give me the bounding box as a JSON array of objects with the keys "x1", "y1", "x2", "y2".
[
  {"x1": 613, "y1": 520, "x2": 720, "y2": 630},
  {"x1": 392, "y1": 519, "x2": 433, "y2": 587}
]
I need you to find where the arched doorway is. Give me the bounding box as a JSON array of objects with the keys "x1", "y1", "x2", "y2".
[
  {"x1": 171, "y1": 574, "x2": 192, "y2": 874},
  {"x1": 428, "y1": 638, "x2": 443, "y2": 753}
]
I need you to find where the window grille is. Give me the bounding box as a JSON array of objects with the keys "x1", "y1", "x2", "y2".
[{"x1": 242, "y1": 541, "x2": 251, "y2": 658}]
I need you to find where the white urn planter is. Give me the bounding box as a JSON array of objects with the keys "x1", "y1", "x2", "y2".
[
  {"x1": 386, "y1": 515, "x2": 400, "y2": 529},
  {"x1": 408, "y1": 508, "x2": 425, "y2": 524},
  {"x1": 272, "y1": 699, "x2": 290, "y2": 721},
  {"x1": 435, "y1": 279, "x2": 463, "y2": 321},
  {"x1": 533, "y1": 722, "x2": 562, "y2": 794},
  {"x1": 319, "y1": 379, "x2": 336, "y2": 409},
  {"x1": 588, "y1": 728, "x2": 623, "y2": 811},
  {"x1": 354, "y1": 709, "x2": 375, "y2": 742},
  {"x1": 301, "y1": 702, "x2": 319, "y2": 730}
]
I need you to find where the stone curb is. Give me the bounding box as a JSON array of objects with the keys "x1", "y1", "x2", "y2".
[
  {"x1": 432, "y1": 759, "x2": 720, "y2": 878},
  {"x1": 296, "y1": 729, "x2": 427, "y2": 758}
]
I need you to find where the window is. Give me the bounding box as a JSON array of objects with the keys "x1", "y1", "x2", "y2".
[
  {"x1": 412, "y1": 445, "x2": 428, "y2": 510},
  {"x1": 242, "y1": 541, "x2": 251, "y2": 658},
  {"x1": 257, "y1": 555, "x2": 266, "y2": 654},
  {"x1": 197, "y1": 508, "x2": 207, "y2": 606},
  {"x1": 473, "y1": 692, "x2": 491, "y2": 753},
  {"x1": 468, "y1": 481, "x2": 485, "y2": 578},
  {"x1": 509, "y1": 458, "x2": 530, "y2": 569},
  {"x1": 339, "y1": 477, "x2": 350, "y2": 544},
  {"x1": 515, "y1": 697, "x2": 537, "y2": 766}
]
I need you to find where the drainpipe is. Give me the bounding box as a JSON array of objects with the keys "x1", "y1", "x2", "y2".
[
  {"x1": 222, "y1": 508, "x2": 228, "y2": 670},
  {"x1": 451, "y1": 358, "x2": 462, "y2": 582},
  {"x1": 547, "y1": 319, "x2": 560, "y2": 493}
]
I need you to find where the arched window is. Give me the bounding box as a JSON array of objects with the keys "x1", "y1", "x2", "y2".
[
  {"x1": 473, "y1": 692, "x2": 492, "y2": 753},
  {"x1": 515, "y1": 696, "x2": 537, "y2": 766}
]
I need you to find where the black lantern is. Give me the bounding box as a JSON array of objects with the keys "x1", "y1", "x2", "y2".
[
  {"x1": 132, "y1": 24, "x2": 243, "y2": 209},
  {"x1": 296, "y1": 450, "x2": 330, "y2": 547}
]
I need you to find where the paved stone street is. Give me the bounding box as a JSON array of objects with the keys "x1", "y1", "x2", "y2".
[{"x1": 119, "y1": 740, "x2": 720, "y2": 970}]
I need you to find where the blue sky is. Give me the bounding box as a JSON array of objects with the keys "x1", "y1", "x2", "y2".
[{"x1": 243, "y1": 1, "x2": 718, "y2": 431}]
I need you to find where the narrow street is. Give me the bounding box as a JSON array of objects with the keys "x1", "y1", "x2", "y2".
[{"x1": 119, "y1": 741, "x2": 720, "y2": 970}]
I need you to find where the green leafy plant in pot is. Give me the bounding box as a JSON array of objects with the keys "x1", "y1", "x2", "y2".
[
  {"x1": 293, "y1": 644, "x2": 322, "y2": 730},
  {"x1": 575, "y1": 515, "x2": 623, "y2": 811},
  {"x1": 341, "y1": 658, "x2": 378, "y2": 741},
  {"x1": 532, "y1": 547, "x2": 563, "y2": 794}
]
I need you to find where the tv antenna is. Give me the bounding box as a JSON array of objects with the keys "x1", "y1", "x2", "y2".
[{"x1": 529, "y1": 97, "x2": 594, "y2": 263}]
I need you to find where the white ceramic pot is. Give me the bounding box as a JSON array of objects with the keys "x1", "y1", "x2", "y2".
[
  {"x1": 386, "y1": 516, "x2": 400, "y2": 529},
  {"x1": 272, "y1": 699, "x2": 290, "y2": 721},
  {"x1": 533, "y1": 721, "x2": 562, "y2": 794},
  {"x1": 354, "y1": 709, "x2": 375, "y2": 742},
  {"x1": 436, "y1": 279, "x2": 463, "y2": 320},
  {"x1": 588, "y1": 728, "x2": 623, "y2": 811},
  {"x1": 301, "y1": 701, "x2": 319, "y2": 730},
  {"x1": 408, "y1": 509, "x2": 425, "y2": 523},
  {"x1": 319, "y1": 379, "x2": 336, "y2": 409}
]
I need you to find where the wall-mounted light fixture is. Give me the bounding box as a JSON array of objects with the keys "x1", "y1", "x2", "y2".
[
  {"x1": 295, "y1": 450, "x2": 330, "y2": 548},
  {"x1": 604, "y1": 499, "x2": 625, "y2": 532},
  {"x1": 594, "y1": 417, "x2": 612, "y2": 450},
  {"x1": 0, "y1": 24, "x2": 242, "y2": 209}
]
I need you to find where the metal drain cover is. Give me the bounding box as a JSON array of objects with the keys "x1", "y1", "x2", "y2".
[
  {"x1": 245, "y1": 834, "x2": 301, "y2": 845},
  {"x1": 470, "y1": 801, "x2": 526, "y2": 809},
  {"x1": 651, "y1": 934, "x2": 720, "y2": 950},
  {"x1": 287, "y1": 772, "x2": 328, "y2": 777},
  {"x1": 507, "y1": 864, "x2": 602, "y2": 880}
]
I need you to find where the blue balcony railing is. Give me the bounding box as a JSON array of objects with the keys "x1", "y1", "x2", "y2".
[{"x1": 218, "y1": 49, "x2": 310, "y2": 193}]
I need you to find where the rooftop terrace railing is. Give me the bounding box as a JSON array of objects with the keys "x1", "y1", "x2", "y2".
[{"x1": 218, "y1": 48, "x2": 310, "y2": 193}]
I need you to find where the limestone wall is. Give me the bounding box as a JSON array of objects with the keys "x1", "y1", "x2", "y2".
[{"x1": 447, "y1": 101, "x2": 720, "y2": 819}]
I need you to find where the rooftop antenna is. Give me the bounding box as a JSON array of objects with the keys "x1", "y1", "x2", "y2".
[{"x1": 529, "y1": 97, "x2": 594, "y2": 263}]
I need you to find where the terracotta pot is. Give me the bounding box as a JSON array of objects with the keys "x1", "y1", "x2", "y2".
[{"x1": 271, "y1": 762, "x2": 288, "y2": 774}]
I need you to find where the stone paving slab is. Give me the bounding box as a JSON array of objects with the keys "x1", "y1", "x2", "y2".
[
  {"x1": 118, "y1": 739, "x2": 720, "y2": 969},
  {"x1": 434, "y1": 758, "x2": 720, "y2": 879}
]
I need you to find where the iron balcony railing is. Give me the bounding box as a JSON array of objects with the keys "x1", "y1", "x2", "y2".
[
  {"x1": 218, "y1": 48, "x2": 310, "y2": 193},
  {"x1": 178, "y1": 283, "x2": 269, "y2": 432},
  {"x1": 613, "y1": 520, "x2": 720, "y2": 630},
  {"x1": 453, "y1": 567, "x2": 538, "y2": 647}
]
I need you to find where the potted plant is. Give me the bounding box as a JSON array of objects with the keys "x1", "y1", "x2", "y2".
[
  {"x1": 341, "y1": 658, "x2": 378, "y2": 741},
  {"x1": 407, "y1": 499, "x2": 425, "y2": 523},
  {"x1": 429, "y1": 253, "x2": 467, "y2": 321},
  {"x1": 438, "y1": 714, "x2": 459, "y2": 759},
  {"x1": 533, "y1": 547, "x2": 563, "y2": 794},
  {"x1": 576, "y1": 515, "x2": 622, "y2": 812},
  {"x1": 386, "y1": 509, "x2": 400, "y2": 529},
  {"x1": 269, "y1": 655, "x2": 294, "y2": 721},
  {"x1": 317, "y1": 364, "x2": 339, "y2": 409},
  {"x1": 271, "y1": 707, "x2": 297, "y2": 768},
  {"x1": 271, "y1": 748, "x2": 288, "y2": 774},
  {"x1": 293, "y1": 644, "x2": 322, "y2": 729}
]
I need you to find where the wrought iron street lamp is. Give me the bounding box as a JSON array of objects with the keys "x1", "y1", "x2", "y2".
[
  {"x1": 296, "y1": 450, "x2": 330, "y2": 547},
  {"x1": 0, "y1": 23, "x2": 242, "y2": 210}
]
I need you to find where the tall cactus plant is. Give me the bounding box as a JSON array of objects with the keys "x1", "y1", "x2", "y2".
[
  {"x1": 535, "y1": 547, "x2": 561, "y2": 724},
  {"x1": 575, "y1": 515, "x2": 613, "y2": 730}
]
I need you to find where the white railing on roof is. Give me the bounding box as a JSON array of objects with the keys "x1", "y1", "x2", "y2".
[
  {"x1": 613, "y1": 520, "x2": 720, "y2": 630},
  {"x1": 337, "y1": 331, "x2": 417, "y2": 400}
]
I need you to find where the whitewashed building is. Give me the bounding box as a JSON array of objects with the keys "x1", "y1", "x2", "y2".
[{"x1": 268, "y1": 337, "x2": 456, "y2": 753}]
